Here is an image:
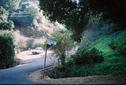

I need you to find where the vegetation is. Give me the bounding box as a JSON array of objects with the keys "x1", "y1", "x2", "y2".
[
  {"x1": 0, "y1": 1, "x2": 16, "y2": 69},
  {"x1": 0, "y1": 0, "x2": 125, "y2": 80},
  {"x1": 0, "y1": 30, "x2": 15, "y2": 69},
  {"x1": 39, "y1": 0, "x2": 126, "y2": 78},
  {"x1": 39, "y1": 0, "x2": 88, "y2": 41},
  {"x1": 44, "y1": 31, "x2": 126, "y2": 78},
  {"x1": 72, "y1": 48, "x2": 104, "y2": 65},
  {"x1": 0, "y1": 0, "x2": 39, "y2": 68},
  {"x1": 87, "y1": 0, "x2": 126, "y2": 28},
  {"x1": 0, "y1": 6, "x2": 14, "y2": 30},
  {"x1": 10, "y1": 13, "x2": 34, "y2": 27},
  {"x1": 50, "y1": 29, "x2": 74, "y2": 67},
  {"x1": 65, "y1": 31, "x2": 126, "y2": 77},
  {"x1": 39, "y1": 0, "x2": 126, "y2": 41},
  {"x1": 0, "y1": 0, "x2": 21, "y2": 12},
  {"x1": 10, "y1": 4, "x2": 39, "y2": 27}
]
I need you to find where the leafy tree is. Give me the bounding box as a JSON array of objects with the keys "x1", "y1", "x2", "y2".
[
  {"x1": 0, "y1": 6, "x2": 14, "y2": 30},
  {"x1": 0, "y1": 6, "x2": 9, "y2": 20},
  {"x1": 0, "y1": 0, "x2": 21, "y2": 12},
  {"x1": 86, "y1": 0, "x2": 126, "y2": 28},
  {"x1": 39, "y1": 0, "x2": 88, "y2": 41},
  {"x1": 50, "y1": 29, "x2": 74, "y2": 67},
  {"x1": 39, "y1": 0, "x2": 126, "y2": 40}
]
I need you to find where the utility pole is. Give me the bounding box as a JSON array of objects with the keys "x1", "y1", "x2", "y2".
[
  {"x1": 42, "y1": 33, "x2": 48, "y2": 78},
  {"x1": 41, "y1": 32, "x2": 56, "y2": 78}
]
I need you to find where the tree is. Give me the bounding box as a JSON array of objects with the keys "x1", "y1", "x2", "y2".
[
  {"x1": 0, "y1": 6, "x2": 8, "y2": 20},
  {"x1": 39, "y1": 0, "x2": 126, "y2": 40},
  {"x1": 81, "y1": 0, "x2": 126, "y2": 29},
  {"x1": 0, "y1": 6, "x2": 14, "y2": 30},
  {"x1": 50, "y1": 29, "x2": 74, "y2": 67},
  {"x1": 0, "y1": 0, "x2": 21, "y2": 12},
  {"x1": 39, "y1": 0, "x2": 88, "y2": 41}
]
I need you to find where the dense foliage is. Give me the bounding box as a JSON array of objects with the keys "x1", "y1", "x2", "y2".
[
  {"x1": 39, "y1": 0, "x2": 126, "y2": 41},
  {"x1": 0, "y1": 31, "x2": 15, "y2": 68},
  {"x1": 50, "y1": 29, "x2": 74, "y2": 67},
  {"x1": 39, "y1": 0, "x2": 88, "y2": 41},
  {"x1": 65, "y1": 31, "x2": 126, "y2": 77},
  {"x1": 87, "y1": 0, "x2": 126, "y2": 28},
  {"x1": 0, "y1": 0, "x2": 21, "y2": 12},
  {"x1": 72, "y1": 48, "x2": 104, "y2": 65},
  {"x1": 0, "y1": 6, "x2": 14, "y2": 30}
]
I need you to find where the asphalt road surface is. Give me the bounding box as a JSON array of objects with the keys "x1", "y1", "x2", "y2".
[{"x1": 0, "y1": 55, "x2": 57, "y2": 84}]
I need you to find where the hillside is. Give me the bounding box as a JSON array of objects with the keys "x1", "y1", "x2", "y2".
[
  {"x1": 12, "y1": 0, "x2": 65, "y2": 51},
  {"x1": 66, "y1": 31, "x2": 126, "y2": 77}
]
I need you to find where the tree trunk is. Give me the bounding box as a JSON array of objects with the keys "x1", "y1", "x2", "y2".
[{"x1": 60, "y1": 53, "x2": 65, "y2": 68}]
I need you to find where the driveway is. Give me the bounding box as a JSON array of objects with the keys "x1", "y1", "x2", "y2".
[{"x1": 0, "y1": 51, "x2": 57, "y2": 84}]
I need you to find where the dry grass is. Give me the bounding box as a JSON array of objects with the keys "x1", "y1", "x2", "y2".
[
  {"x1": 13, "y1": 30, "x2": 45, "y2": 52},
  {"x1": 12, "y1": 9, "x2": 65, "y2": 52}
]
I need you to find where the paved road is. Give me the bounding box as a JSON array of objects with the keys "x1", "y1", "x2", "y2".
[{"x1": 0, "y1": 55, "x2": 57, "y2": 84}]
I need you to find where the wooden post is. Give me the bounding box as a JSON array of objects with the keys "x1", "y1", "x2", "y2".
[{"x1": 43, "y1": 36, "x2": 48, "y2": 78}]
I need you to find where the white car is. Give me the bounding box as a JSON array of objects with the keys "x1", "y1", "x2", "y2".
[{"x1": 32, "y1": 47, "x2": 43, "y2": 55}]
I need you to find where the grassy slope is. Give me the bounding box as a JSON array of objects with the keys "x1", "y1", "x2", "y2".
[{"x1": 66, "y1": 31, "x2": 126, "y2": 77}]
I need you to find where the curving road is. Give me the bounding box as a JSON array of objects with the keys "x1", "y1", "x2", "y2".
[{"x1": 0, "y1": 54, "x2": 57, "y2": 84}]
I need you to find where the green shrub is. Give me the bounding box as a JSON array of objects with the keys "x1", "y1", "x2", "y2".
[
  {"x1": 0, "y1": 30, "x2": 15, "y2": 68},
  {"x1": 72, "y1": 48, "x2": 104, "y2": 65},
  {"x1": 117, "y1": 44, "x2": 126, "y2": 56},
  {"x1": 109, "y1": 42, "x2": 126, "y2": 55},
  {"x1": 109, "y1": 42, "x2": 118, "y2": 51},
  {"x1": 65, "y1": 62, "x2": 126, "y2": 77},
  {"x1": 50, "y1": 29, "x2": 74, "y2": 67},
  {"x1": 64, "y1": 31, "x2": 126, "y2": 77},
  {"x1": 120, "y1": 45, "x2": 126, "y2": 55}
]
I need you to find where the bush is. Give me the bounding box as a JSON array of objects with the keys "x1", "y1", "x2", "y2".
[
  {"x1": 109, "y1": 42, "x2": 118, "y2": 51},
  {"x1": 64, "y1": 31, "x2": 126, "y2": 77},
  {"x1": 0, "y1": 30, "x2": 15, "y2": 68},
  {"x1": 46, "y1": 67, "x2": 68, "y2": 79},
  {"x1": 65, "y1": 62, "x2": 126, "y2": 77},
  {"x1": 72, "y1": 48, "x2": 104, "y2": 65},
  {"x1": 109, "y1": 42, "x2": 126, "y2": 55},
  {"x1": 50, "y1": 29, "x2": 74, "y2": 67},
  {"x1": 0, "y1": 20, "x2": 14, "y2": 30}
]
